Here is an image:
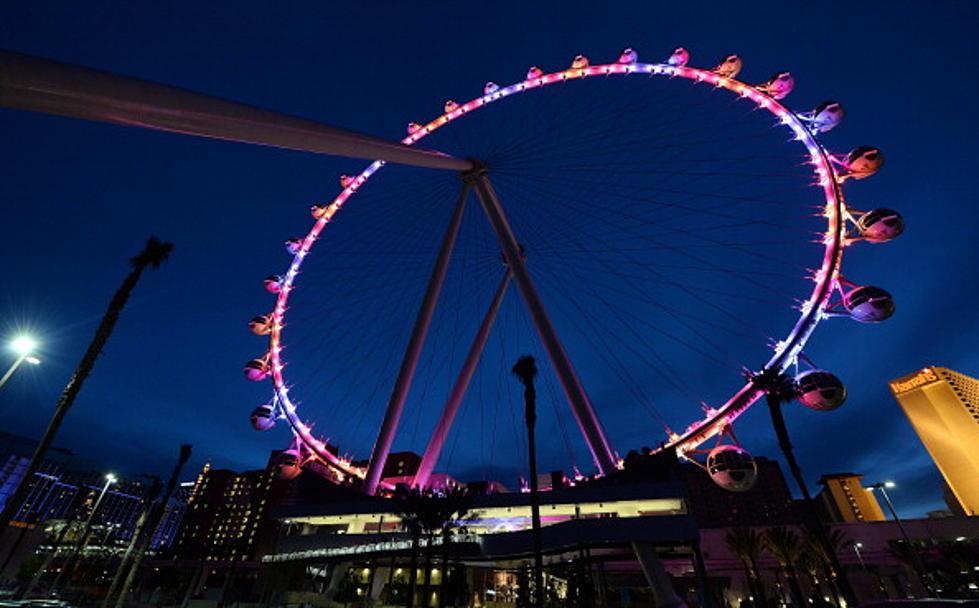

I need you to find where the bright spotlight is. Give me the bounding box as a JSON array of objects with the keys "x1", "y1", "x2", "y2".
[{"x1": 10, "y1": 336, "x2": 38, "y2": 356}]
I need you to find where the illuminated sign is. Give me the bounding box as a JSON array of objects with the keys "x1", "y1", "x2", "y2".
[{"x1": 890, "y1": 368, "x2": 940, "y2": 394}]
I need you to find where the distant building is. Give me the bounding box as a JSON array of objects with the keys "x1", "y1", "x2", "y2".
[
  {"x1": 817, "y1": 473, "x2": 885, "y2": 523},
  {"x1": 890, "y1": 366, "x2": 979, "y2": 516},
  {"x1": 171, "y1": 465, "x2": 277, "y2": 561},
  {"x1": 680, "y1": 456, "x2": 795, "y2": 527},
  {"x1": 0, "y1": 431, "x2": 146, "y2": 536}
]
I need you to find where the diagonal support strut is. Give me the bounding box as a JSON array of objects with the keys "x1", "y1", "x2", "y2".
[
  {"x1": 0, "y1": 50, "x2": 471, "y2": 172},
  {"x1": 467, "y1": 166, "x2": 618, "y2": 475},
  {"x1": 363, "y1": 184, "x2": 472, "y2": 495},
  {"x1": 412, "y1": 270, "x2": 512, "y2": 489}
]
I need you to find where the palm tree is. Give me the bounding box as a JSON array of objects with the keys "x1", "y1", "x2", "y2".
[
  {"x1": 803, "y1": 526, "x2": 850, "y2": 605},
  {"x1": 436, "y1": 486, "x2": 474, "y2": 608},
  {"x1": 111, "y1": 443, "x2": 192, "y2": 608},
  {"x1": 512, "y1": 355, "x2": 544, "y2": 608},
  {"x1": 753, "y1": 368, "x2": 857, "y2": 606},
  {"x1": 392, "y1": 487, "x2": 430, "y2": 608},
  {"x1": 725, "y1": 527, "x2": 767, "y2": 606},
  {"x1": 0, "y1": 237, "x2": 174, "y2": 534},
  {"x1": 764, "y1": 526, "x2": 805, "y2": 606}
]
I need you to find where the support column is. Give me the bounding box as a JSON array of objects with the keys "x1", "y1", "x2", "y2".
[
  {"x1": 467, "y1": 169, "x2": 617, "y2": 474},
  {"x1": 413, "y1": 271, "x2": 512, "y2": 489},
  {"x1": 364, "y1": 184, "x2": 471, "y2": 495},
  {"x1": 632, "y1": 542, "x2": 687, "y2": 608}
]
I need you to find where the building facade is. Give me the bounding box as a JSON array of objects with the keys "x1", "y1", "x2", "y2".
[
  {"x1": 890, "y1": 366, "x2": 979, "y2": 516},
  {"x1": 818, "y1": 473, "x2": 886, "y2": 523}
]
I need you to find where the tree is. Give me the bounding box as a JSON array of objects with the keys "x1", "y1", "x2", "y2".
[
  {"x1": 512, "y1": 355, "x2": 544, "y2": 608},
  {"x1": 392, "y1": 486, "x2": 474, "y2": 608},
  {"x1": 392, "y1": 487, "x2": 430, "y2": 608},
  {"x1": 753, "y1": 368, "x2": 857, "y2": 606},
  {"x1": 725, "y1": 527, "x2": 767, "y2": 606},
  {"x1": 764, "y1": 526, "x2": 805, "y2": 606},
  {"x1": 0, "y1": 237, "x2": 174, "y2": 534},
  {"x1": 112, "y1": 443, "x2": 192, "y2": 608},
  {"x1": 803, "y1": 525, "x2": 850, "y2": 605}
]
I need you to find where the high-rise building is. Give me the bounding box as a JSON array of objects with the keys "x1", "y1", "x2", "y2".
[
  {"x1": 890, "y1": 366, "x2": 979, "y2": 516},
  {"x1": 817, "y1": 473, "x2": 885, "y2": 523}
]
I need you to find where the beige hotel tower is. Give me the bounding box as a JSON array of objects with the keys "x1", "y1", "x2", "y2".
[{"x1": 889, "y1": 366, "x2": 979, "y2": 516}]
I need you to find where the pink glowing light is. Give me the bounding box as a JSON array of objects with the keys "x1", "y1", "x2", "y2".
[{"x1": 266, "y1": 58, "x2": 847, "y2": 477}]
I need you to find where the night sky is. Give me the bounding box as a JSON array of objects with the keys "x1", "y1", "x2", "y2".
[{"x1": 2, "y1": 2, "x2": 978, "y2": 517}]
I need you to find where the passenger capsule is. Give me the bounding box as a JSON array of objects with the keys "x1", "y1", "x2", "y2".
[
  {"x1": 571, "y1": 55, "x2": 589, "y2": 69},
  {"x1": 707, "y1": 444, "x2": 757, "y2": 492},
  {"x1": 311, "y1": 204, "x2": 330, "y2": 220},
  {"x1": 759, "y1": 71, "x2": 795, "y2": 100},
  {"x1": 407, "y1": 122, "x2": 423, "y2": 134},
  {"x1": 250, "y1": 405, "x2": 275, "y2": 431},
  {"x1": 243, "y1": 358, "x2": 270, "y2": 382},
  {"x1": 667, "y1": 47, "x2": 690, "y2": 67},
  {"x1": 809, "y1": 101, "x2": 845, "y2": 133},
  {"x1": 843, "y1": 285, "x2": 895, "y2": 322},
  {"x1": 276, "y1": 449, "x2": 303, "y2": 480},
  {"x1": 285, "y1": 238, "x2": 303, "y2": 255},
  {"x1": 339, "y1": 174, "x2": 355, "y2": 188},
  {"x1": 618, "y1": 48, "x2": 638, "y2": 64},
  {"x1": 249, "y1": 315, "x2": 272, "y2": 336},
  {"x1": 526, "y1": 66, "x2": 544, "y2": 80},
  {"x1": 262, "y1": 274, "x2": 284, "y2": 293},
  {"x1": 484, "y1": 82, "x2": 500, "y2": 95},
  {"x1": 795, "y1": 370, "x2": 847, "y2": 411},
  {"x1": 443, "y1": 100, "x2": 459, "y2": 113},
  {"x1": 712, "y1": 54, "x2": 742, "y2": 78},
  {"x1": 263, "y1": 275, "x2": 283, "y2": 294},
  {"x1": 857, "y1": 208, "x2": 904, "y2": 242},
  {"x1": 844, "y1": 147, "x2": 885, "y2": 179}
]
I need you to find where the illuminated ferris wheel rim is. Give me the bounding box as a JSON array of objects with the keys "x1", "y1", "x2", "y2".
[{"x1": 265, "y1": 58, "x2": 847, "y2": 482}]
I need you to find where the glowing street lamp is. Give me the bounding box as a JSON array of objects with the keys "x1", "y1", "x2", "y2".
[
  {"x1": 53, "y1": 473, "x2": 118, "y2": 591},
  {"x1": 0, "y1": 335, "x2": 41, "y2": 390},
  {"x1": 869, "y1": 481, "x2": 933, "y2": 595}
]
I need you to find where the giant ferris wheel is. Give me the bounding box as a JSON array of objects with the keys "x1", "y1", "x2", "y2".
[
  {"x1": 238, "y1": 47, "x2": 902, "y2": 495},
  {"x1": 0, "y1": 45, "x2": 902, "y2": 496}
]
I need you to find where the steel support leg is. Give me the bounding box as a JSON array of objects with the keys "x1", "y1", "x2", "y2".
[
  {"x1": 364, "y1": 184, "x2": 471, "y2": 495},
  {"x1": 412, "y1": 271, "x2": 512, "y2": 489},
  {"x1": 467, "y1": 169, "x2": 617, "y2": 474}
]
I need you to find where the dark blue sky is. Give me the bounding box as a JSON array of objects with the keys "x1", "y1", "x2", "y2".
[{"x1": 2, "y1": 2, "x2": 977, "y2": 516}]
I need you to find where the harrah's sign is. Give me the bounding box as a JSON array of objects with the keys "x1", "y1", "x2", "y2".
[{"x1": 890, "y1": 368, "x2": 940, "y2": 394}]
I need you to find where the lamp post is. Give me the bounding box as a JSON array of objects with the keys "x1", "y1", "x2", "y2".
[
  {"x1": 52, "y1": 473, "x2": 117, "y2": 592},
  {"x1": 869, "y1": 481, "x2": 933, "y2": 596},
  {"x1": 0, "y1": 335, "x2": 41, "y2": 389}
]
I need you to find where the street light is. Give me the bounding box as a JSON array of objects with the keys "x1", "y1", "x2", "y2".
[
  {"x1": 869, "y1": 481, "x2": 934, "y2": 596},
  {"x1": 52, "y1": 473, "x2": 117, "y2": 592},
  {"x1": 0, "y1": 335, "x2": 41, "y2": 389}
]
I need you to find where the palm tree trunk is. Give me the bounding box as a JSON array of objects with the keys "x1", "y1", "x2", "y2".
[
  {"x1": 748, "y1": 559, "x2": 766, "y2": 606},
  {"x1": 767, "y1": 396, "x2": 857, "y2": 606},
  {"x1": 113, "y1": 444, "x2": 191, "y2": 608},
  {"x1": 20, "y1": 518, "x2": 75, "y2": 598},
  {"x1": 101, "y1": 479, "x2": 162, "y2": 608},
  {"x1": 784, "y1": 565, "x2": 805, "y2": 607},
  {"x1": 406, "y1": 528, "x2": 420, "y2": 608},
  {"x1": 513, "y1": 356, "x2": 544, "y2": 608},
  {"x1": 421, "y1": 538, "x2": 433, "y2": 608},
  {"x1": 438, "y1": 528, "x2": 450, "y2": 608},
  {"x1": 0, "y1": 238, "x2": 172, "y2": 534}
]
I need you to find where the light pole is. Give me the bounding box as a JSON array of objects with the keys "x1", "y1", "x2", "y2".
[
  {"x1": 0, "y1": 335, "x2": 41, "y2": 389},
  {"x1": 52, "y1": 473, "x2": 117, "y2": 592},
  {"x1": 869, "y1": 481, "x2": 934, "y2": 596}
]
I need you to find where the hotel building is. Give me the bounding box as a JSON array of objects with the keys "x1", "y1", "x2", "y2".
[{"x1": 889, "y1": 366, "x2": 979, "y2": 516}]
